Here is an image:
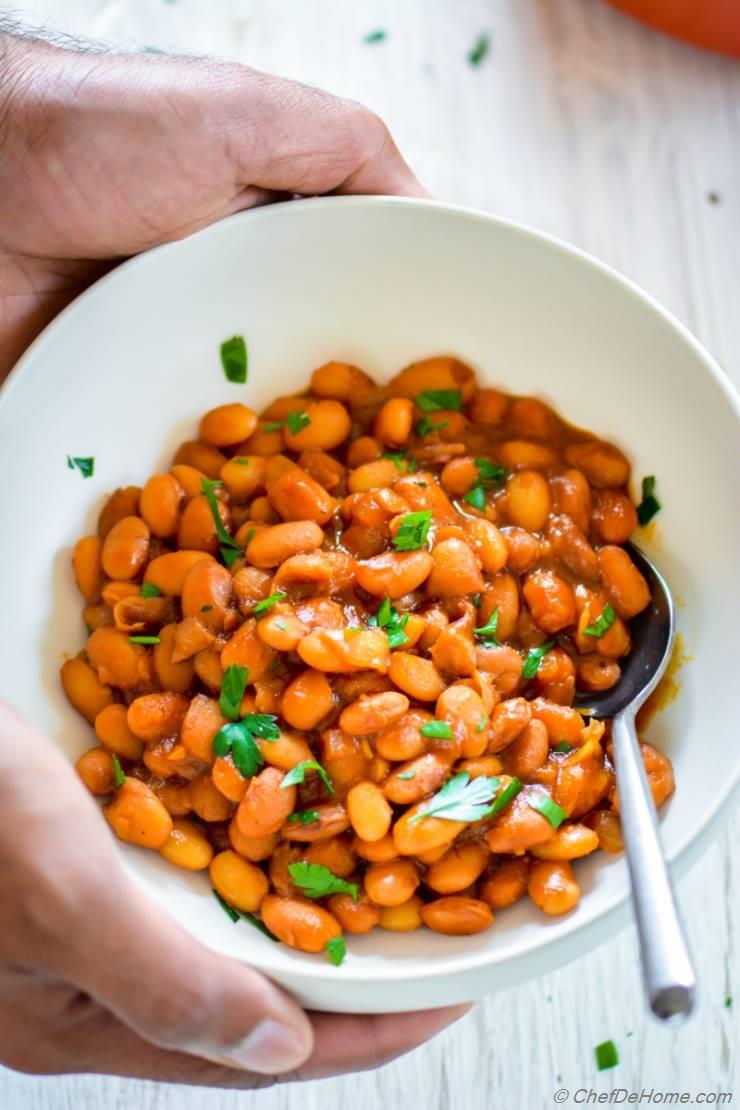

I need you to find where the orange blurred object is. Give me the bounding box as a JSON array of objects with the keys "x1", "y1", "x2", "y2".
[{"x1": 605, "y1": 0, "x2": 740, "y2": 57}]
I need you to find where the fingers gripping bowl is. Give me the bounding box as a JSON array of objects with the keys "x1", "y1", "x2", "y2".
[{"x1": 0, "y1": 198, "x2": 738, "y2": 1012}]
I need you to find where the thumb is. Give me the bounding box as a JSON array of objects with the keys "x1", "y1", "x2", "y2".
[{"x1": 60, "y1": 876, "x2": 314, "y2": 1075}]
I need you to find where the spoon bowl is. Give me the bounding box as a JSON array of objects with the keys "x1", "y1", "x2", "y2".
[{"x1": 576, "y1": 545, "x2": 695, "y2": 1022}]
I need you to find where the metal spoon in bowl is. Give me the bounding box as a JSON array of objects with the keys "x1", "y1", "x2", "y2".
[{"x1": 575, "y1": 544, "x2": 695, "y2": 1022}]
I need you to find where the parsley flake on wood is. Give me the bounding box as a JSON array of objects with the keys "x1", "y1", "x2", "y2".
[
  {"x1": 219, "y1": 664, "x2": 249, "y2": 720},
  {"x1": 200, "y1": 476, "x2": 243, "y2": 567},
  {"x1": 584, "y1": 603, "x2": 616, "y2": 638},
  {"x1": 637, "y1": 475, "x2": 661, "y2": 525},
  {"x1": 220, "y1": 335, "x2": 248, "y2": 383},
  {"x1": 67, "y1": 455, "x2": 95, "y2": 479},
  {"x1": 288, "y1": 861, "x2": 359, "y2": 901},
  {"x1": 392, "y1": 510, "x2": 432, "y2": 551},
  {"x1": 468, "y1": 32, "x2": 491, "y2": 66},
  {"x1": 326, "y1": 936, "x2": 347, "y2": 966},
  {"x1": 286, "y1": 410, "x2": 311, "y2": 435},
  {"x1": 415, "y1": 389, "x2": 462, "y2": 412},
  {"x1": 522, "y1": 640, "x2": 555, "y2": 679}
]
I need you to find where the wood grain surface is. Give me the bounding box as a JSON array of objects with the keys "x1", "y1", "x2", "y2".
[{"x1": 2, "y1": 1, "x2": 738, "y2": 1107}]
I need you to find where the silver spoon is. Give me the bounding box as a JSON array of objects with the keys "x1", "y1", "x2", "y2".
[{"x1": 575, "y1": 544, "x2": 696, "y2": 1022}]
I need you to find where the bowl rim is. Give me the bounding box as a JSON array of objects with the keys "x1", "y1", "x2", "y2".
[{"x1": 5, "y1": 194, "x2": 740, "y2": 985}]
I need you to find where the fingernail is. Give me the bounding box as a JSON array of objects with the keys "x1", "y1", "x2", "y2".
[{"x1": 228, "y1": 1018, "x2": 308, "y2": 1074}]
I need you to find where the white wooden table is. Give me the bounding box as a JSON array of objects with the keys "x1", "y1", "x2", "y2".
[{"x1": 4, "y1": 1, "x2": 739, "y2": 1107}]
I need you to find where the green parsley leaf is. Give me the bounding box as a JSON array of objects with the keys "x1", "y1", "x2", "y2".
[
  {"x1": 363, "y1": 28, "x2": 387, "y2": 43},
  {"x1": 487, "y1": 776, "x2": 523, "y2": 817},
  {"x1": 253, "y1": 591, "x2": 287, "y2": 617},
  {"x1": 220, "y1": 335, "x2": 248, "y2": 383},
  {"x1": 528, "y1": 793, "x2": 567, "y2": 829},
  {"x1": 201, "y1": 604, "x2": 213, "y2": 612},
  {"x1": 392, "y1": 510, "x2": 432, "y2": 551},
  {"x1": 397, "y1": 770, "x2": 416, "y2": 780},
  {"x1": 468, "y1": 31, "x2": 491, "y2": 66},
  {"x1": 472, "y1": 593, "x2": 482, "y2": 608},
  {"x1": 326, "y1": 935, "x2": 347, "y2": 966},
  {"x1": 474, "y1": 457, "x2": 507, "y2": 485},
  {"x1": 140, "y1": 582, "x2": 161, "y2": 598},
  {"x1": 280, "y1": 759, "x2": 335, "y2": 795},
  {"x1": 262, "y1": 421, "x2": 285, "y2": 432},
  {"x1": 522, "y1": 640, "x2": 555, "y2": 679},
  {"x1": 200, "y1": 477, "x2": 243, "y2": 567},
  {"x1": 637, "y1": 475, "x2": 661, "y2": 525},
  {"x1": 111, "y1": 755, "x2": 126, "y2": 788},
  {"x1": 409, "y1": 772, "x2": 502, "y2": 824},
  {"x1": 474, "y1": 608, "x2": 499, "y2": 643},
  {"x1": 463, "y1": 484, "x2": 486, "y2": 511},
  {"x1": 85, "y1": 623, "x2": 93, "y2": 636},
  {"x1": 286, "y1": 410, "x2": 311, "y2": 435},
  {"x1": 476, "y1": 716, "x2": 487, "y2": 733},
  {"x1": 241, "y1": 713, "x2": 281, "y2": 740},
  {"x1": 420, "y1": 720, "x2": 453, "y2": 740},
  {"x1": 214, "y1": 722, "x2": 264, "y2": 778},
  {"x1": 243, "y1": 913, "x2": 280, "y2": 941},
  {"x1": 288, "y1": 809, "x2": 321, "y2": 825},
  {"x1": 288, "y1": 861, "x2": 359, "y2": 901},
  {"x1": 553, "y1": 741, "x2": 572, "y2": 753},
  {"x1": 219, "y1": 664, "x2": 249, "y2": 721},
  {"x1": 416, "y1": 389, "x2": 462, "y2": 412},
  {"x1": 213, "y1": 889, "x2": 241, "y2": 922},
  {"x1": 244, "y1": 528, "x2": 256, "y2": 548},
  {"x1": 415, "y1": 415, "x2": 448, "y2": 438},
  {"x1": 368, "y1": 598, "x2": 410, "y2": 649},
  {"x1": 595, "y1": 1040, "x2": 619, "y2": 1071},
  {"x1": 234, "y1": 457, "x2": 251, "y2": 466},
  {"x1": 725, "y1": 996, "x2": 733, "y2": 1008},
  {"x1": 128, "y1": 635, "x2": 160, "y2": 645},
  {"x1": 67, "y1": 455, "x2": 95, "y2": 479},
  {"x1": 584, "y1": 603, "x2": 616, "y2": 638}
]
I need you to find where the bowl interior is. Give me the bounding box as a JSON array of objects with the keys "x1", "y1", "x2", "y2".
[{"x1": 1, "y1": 198, "x2": 738, "y2": 1009}]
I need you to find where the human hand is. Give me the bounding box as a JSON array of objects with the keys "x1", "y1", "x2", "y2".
[
  {"x1": 0, "y1": 23, "x2": 425, "y2": 378},
  {"x1": 0, "y1": 702, "x2": 468, "y2": 1087}
]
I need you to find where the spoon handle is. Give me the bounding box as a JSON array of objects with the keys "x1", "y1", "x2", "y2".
[{"x1": 611, "y1": 709, "x2": 696, "y2": 1021}]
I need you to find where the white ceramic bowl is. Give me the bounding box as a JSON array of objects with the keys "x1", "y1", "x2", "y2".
[{"x1": 1, "y1": 197, "x2": 738, "y2": 1013}]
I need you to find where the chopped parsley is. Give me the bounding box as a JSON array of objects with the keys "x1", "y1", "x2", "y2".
[
  {"x1": 213, "y1": 889, "x2": 240, "y2": 922},
  {"x1": 326, "y1": 936, "x2": 347, "y2": 966},
  {"x1": 397, "y1": 770, "x2": 417, "y2": 781},
  {"x1": 383, "y1": 450, "x2": 418, "y2": 472},
  {"x1": 553, "y1": 741, "x2": 572, "y2": 753},
  {"x1": 280, "y1": 759, "x2": 335, "y2": 795},
  {"x1": 595, "y1": 1040, "x2": 619, "y2": 1071},
  {"x1": 415, "y1": 389, "x2": 462, "y2": 412},
  {"x1": 234, "y1": 457, "x2": 251, "y2": 466},
  {"x1": 219, "y1": 664, "x2": 249, "y2": 720},
  {"x1": 487, "y1": 776, "x2": 523, "y2": 817},
  {"x1": 111, "y1": 754, "x2": 126, "y2": 788},
  {"x1": 474, "y1": 457, "x2": 507, "y2": 485},
  {"x1": 637, "y1": 475, "x2": 661, "y2": 525},
  {"x1": 420, "y1": 720, "x2": 453, "y2": 740},
  {"x1": 288, "y1": 809, "x2": 321, "y2": 825},
  {"x1": 463, "y1": 485, "x2": 486, "y2": 511},
  {"x1": 140, "y1": 582, "x2": 161, "y2": 598},
  {"x1": 474, "y1": 608, "x2": 500, "y2": 643},
  {"x1": 201, "y1": 604, "x2": 213, "y2": 612},
  {"x1": 200, "y1": 476, "x2": 243, "y2": 567},
  {"x1": 262, "y1": 421, "x2": 285, "y2": 432},
  {"x1": 128, "y1": 635, "x2": 160, "y2": 645},
  {"x1": 286, "y1": 410, "x2": 311, "y2": 435},
  {"x1": 392, "y1": 510, "x2": 432, "y2": 551},
  {"x1": 416, "y1": 415, "x2": 448, "y2": 438},
  {"x1": 288, "y1": 861, "x2": 359, "y2": 901},
  {"x1": 468, "y1": 32, "x2": 491, "y2": 66},
  {"x1": 66, "y1": 455, "x2": 95, "y2": 479},
  {"x1": 212, "y1": 713, "x2": 280, "y2": 779},
  {"x1": 584, "y1": 603, "x2": 616, "y2": 638},
  {"x1": 528, "y1": 794, "x2": 567, "y2": 829},
  {"x1": 213, "y1": 890, "x2": 279, "y2": 940},
  {"x1": 363, "y1": 28, "x2": 387, "y2": 43},
  {"x1": 522, "y1": 640, "x2": 555, "y2": 679},
  {"x1": 253, "y1": 591, "x2": 287, "y2": 617},
  {"x1": 220, "y1": 335, "x2": 248, "y2": 383},
  {"x1": 409, "y1": 771, "x2": 518, "y2": 824},
  {"x1": 369, "y1": 597, "x2": 410, "y2": 648}
]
